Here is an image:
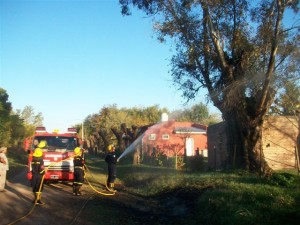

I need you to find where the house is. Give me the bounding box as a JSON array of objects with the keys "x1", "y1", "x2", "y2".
[
  {"x1": 207, "y1": 116, "x2": 300, "y2": 170},
  {"x1": 141, "y1": 113, "x2": 208, "y2": 158}
]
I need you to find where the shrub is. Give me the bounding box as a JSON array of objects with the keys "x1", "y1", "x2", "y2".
[
  {"x1": 189, "y1": 155, "x2": 205, "y2": 172},
  {"x1": 268, "y1": 172, "x2": 298, "y2": 187}
]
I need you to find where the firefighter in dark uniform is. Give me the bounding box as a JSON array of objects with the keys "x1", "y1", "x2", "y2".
[
  {"x1": 73, "y1": 147, "x2": 85, "y2": 196},
  {"x1": 105, "y1": 144, "x2": 117, "y2": 192},
  {"x1": 31, "y1": 140, "x2": 47, "y2": 205}
]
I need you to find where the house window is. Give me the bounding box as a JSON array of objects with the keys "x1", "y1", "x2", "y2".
[
  {"x1": 148, "y1": 134, "x2": 156, "y2": 140},
  {"x1": 162, "y1": 134, "x2": 169, "y2": 140}
]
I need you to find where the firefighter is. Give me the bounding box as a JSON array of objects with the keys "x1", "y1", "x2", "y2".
[
  {"x1": 73, "y1": 147, "x2": 85, "y2": 196},
  {"x1": 31, "y1": 140, "x2": 47, "y2": 205},
  {"x1": 32, "y1": 139, "x2": 39, "y2": 149},
  {"x1": 105, "y1": 144, "x2": 117, "y2": 192}
]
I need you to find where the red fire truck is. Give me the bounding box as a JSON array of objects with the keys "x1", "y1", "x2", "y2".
[{"x1": 27, "y1": 127, "x2": 81, "y2": 182}]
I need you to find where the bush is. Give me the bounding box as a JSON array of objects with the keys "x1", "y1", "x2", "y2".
[
  {"x1": 268, "y1": 172, "x2": 298, "y2": 187},
  {"x1": 189, "y1": 155, "x2": 206, "y2": 172}
]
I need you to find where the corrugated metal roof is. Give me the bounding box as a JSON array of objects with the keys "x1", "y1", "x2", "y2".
[{"x1": 174, "y1": 126, "x2": 206, "y2": 134}]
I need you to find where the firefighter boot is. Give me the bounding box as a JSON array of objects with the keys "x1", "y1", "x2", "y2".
[
  {"x1": 36, "y1": 192, "x2": 45, "y2": 205},
  {"x1": 107, "y1": 183, "x2": 117, "y2": 193},
  {"x1": 73, "y1": 184, "x2": 76, "y2": 196},
  {"x1": 75, "y1": 186, "x2": 82, "y2": 196},
  {"x1": 110, "y1": 183, "x2": 117, "y2": 192},
  {"x1": 105, "y1": 181, "x2": 110, "y2": 191},
  {"x1": 110, "y1": 183, "x2": 117, "y2": 193},
  {"x1": 32, "y1": 193, "x2": 37, "y2": 204}
]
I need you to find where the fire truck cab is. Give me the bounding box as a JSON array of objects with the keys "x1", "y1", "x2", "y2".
[{"x1": 27, "y1": 127, "x2": 81, "y2": 182}]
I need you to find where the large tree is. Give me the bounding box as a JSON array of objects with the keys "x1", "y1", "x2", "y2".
[
  {"x1": 16, "y1": 105, "x2": 43, "y2": 127},
  {"x1": 16, "y1": 105, "x2": 44, "y2": 137},
  {"x1": 84, "y1": 104, "x2": 168, "y2": 154},
  {"x1": 120, "y1": 0, "x2": 299, "y2": 174},
  {"x1": 0, "y1": 88, "x2": 13, "y2": 146},
  {"x1": 0, "y1": 88, "x2": 29, "y2": 147}
]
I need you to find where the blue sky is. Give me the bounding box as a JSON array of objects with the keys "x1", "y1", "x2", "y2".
[{"x1": 0, "y1": 0, "x2": 215, "y2": 132}]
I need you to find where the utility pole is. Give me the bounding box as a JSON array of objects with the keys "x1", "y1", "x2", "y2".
[{"x1": 81, "y1": 122, "x2": 84, "y2": 141}]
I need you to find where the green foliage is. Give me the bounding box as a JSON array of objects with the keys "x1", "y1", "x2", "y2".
[
  {"x1": 170, "y1": 103, "x2": 221, "y2": 125},
  {"x1": 189, "y1": 155, "x2": 206, "y2": 172},
  {"x1": 9, "y1": 114, "x2": 26, "y2": 146},
  {"x1": 6, "y1": 147, "x2": 28, "y2": 179},
  {"x1": 16, "y1": 105, "x2": 44, "y2": 128},
  {"x1": 142, "y1": 153, "x2": 187, "y2": 170},
  {"x1": 175, "y1": 156, "x2": 185, "y2": 169},
  {"x1": 0, "y1": 88, "x2": 43, "y2": 148},
  {"x1": 267, "y1": 172, "x2": 299, "y2": 187},
  {"x1": 83, "y1": 104, "x2": 170, "y2": 152},
  {"x1": 0, "y1": 88, "x2": 13, "y2": 146},
  {"x1": 271, "y1": 80, "x2": 300, "y2": 115}
]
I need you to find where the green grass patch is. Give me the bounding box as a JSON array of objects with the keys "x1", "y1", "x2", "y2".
[{"x1": 85, "y1": 155, "x2": 300, "y2": 225}]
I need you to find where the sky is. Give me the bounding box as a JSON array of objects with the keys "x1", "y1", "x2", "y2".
[{"x1": 0, "y1": 0, "x2": 217, "y2": 132}]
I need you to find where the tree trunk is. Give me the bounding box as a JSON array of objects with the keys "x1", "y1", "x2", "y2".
[
  {"x1": 97, "y1": 130, "x2": 109, "y2": 152},
  {"x1": 225, "y1": 112, "x2": 272, "y2": 176},
  {"x1": 225, "y1": 114, "x2": 244, "y2": 169},
  {"x1": 133, "y1": 145, "x2": 141, "y2": 165},
  {"x1": 111, "y1": 127, "x2": 126, "y2": 152}
]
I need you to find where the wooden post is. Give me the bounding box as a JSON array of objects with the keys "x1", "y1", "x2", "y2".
[
  {"x1": 295, "y1": 146, "x2": 300, "y2": 175},
  {"x1": 214, "y1": 145, "x2": 217, "y2": 171},
  {"x1": 233, "y1": 144, "x2": 236, "y2": 169}
]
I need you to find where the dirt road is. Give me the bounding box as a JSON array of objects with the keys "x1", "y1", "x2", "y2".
[
  {"x1": 1, "y1": 168, "x2": 101, "y2": 225},
  {"x1": 1, "y1": 168, "x2": 170, "y2": 225}
]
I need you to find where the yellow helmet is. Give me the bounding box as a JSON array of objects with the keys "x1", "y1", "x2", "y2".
[
  {"x1": 38, "y1": 140, "x2": 47, "y2": 148},
  {"x1": 33, "y1": 148, "x2": 43, "y2": 157},
  {"x1": 107, "y1": 144, "x2": 115, "y2": 152},
  {"x1": 74, "y1": 147, "x2": 81, "y2": 155}
]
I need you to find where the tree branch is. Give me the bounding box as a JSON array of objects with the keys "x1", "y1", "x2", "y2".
[{"x1": 257, "y1": 0, "x2": 285, "y2": 112}]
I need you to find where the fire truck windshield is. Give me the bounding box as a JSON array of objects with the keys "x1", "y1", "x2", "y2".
[{"x1": 33, "y1": 136, "x2": 77, "y2": 152}]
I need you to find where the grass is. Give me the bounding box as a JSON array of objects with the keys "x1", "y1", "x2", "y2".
[
  {"x1": 85, "y1": 154, "x2": 300, "y2": 225},
  {"x1": 7, "y1": 151, "x2": 300, "y2": 225},
  {"x1": 194, "y1": 176, "x2": 300, "y2": 225}
]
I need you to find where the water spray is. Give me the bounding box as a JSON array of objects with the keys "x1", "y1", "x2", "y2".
[
  {"x1": 117, "y1": 120, "x2": 164, "y2": 162},
  {"x1": 117, "y1": 134, "x2": 144, "y2": 161}
]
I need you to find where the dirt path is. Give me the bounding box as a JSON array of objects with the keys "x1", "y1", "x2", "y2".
[
  {"x1": 1, "y1": 169, "x2": 165, "y2": 225},
  {"x1": 1, "y1": 168, "x2": 100, "y2": 225}
]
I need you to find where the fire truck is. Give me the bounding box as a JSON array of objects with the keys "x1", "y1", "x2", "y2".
[{"x1": 27, "y1": 127, "x2": 81, "y2": 182}]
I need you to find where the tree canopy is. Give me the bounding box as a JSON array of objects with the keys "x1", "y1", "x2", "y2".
[
  {"x1": 81, "y1": 103, "x2": 215, "y2": 155},
  {"x1": 271, "y1": 80, "x2": 300, "y2": 115},
  {"x1": 170, "y1": 102, "x2": 220, "y2": 124}
]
